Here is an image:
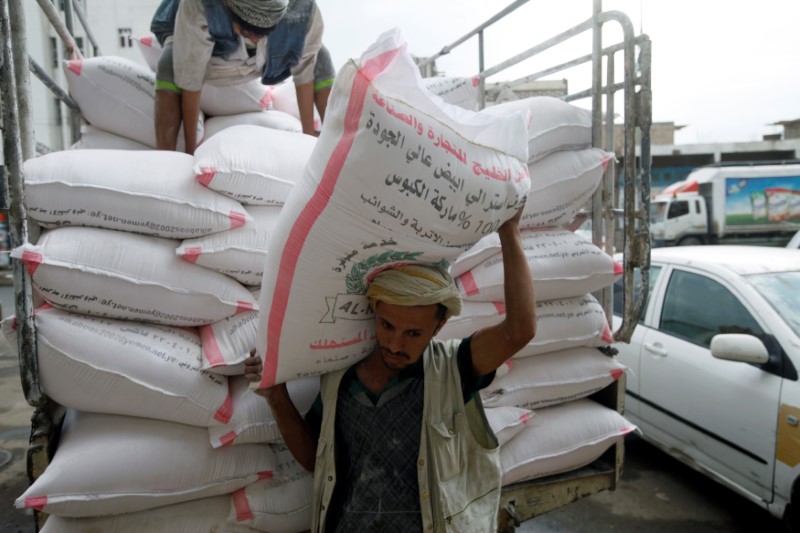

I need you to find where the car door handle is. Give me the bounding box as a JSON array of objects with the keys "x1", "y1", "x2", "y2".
[{"x1": 644, "y1": 343, "x2": 668, "y2": 357}]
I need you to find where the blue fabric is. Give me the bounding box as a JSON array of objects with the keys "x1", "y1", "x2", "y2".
[
  {"x1": 150, "y1": 0, "x2": 240, "y2": 57},
  {"x1": 261, "y1": 0, "x2": 314, "y2": 85}
]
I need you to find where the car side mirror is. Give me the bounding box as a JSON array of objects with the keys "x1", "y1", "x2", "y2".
[{"x1": 710, "y1": 334, "x2": 769, "y2": 364}]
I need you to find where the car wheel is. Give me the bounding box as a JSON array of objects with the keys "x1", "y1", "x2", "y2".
[{"x1": 678, "y1": 236, "x2": 703, "y2": 246}]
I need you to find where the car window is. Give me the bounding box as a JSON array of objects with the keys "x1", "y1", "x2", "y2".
[
  {"x1": 613, "y1": 265, "x2": 661, "y2": 321},
  {"x1": 667, "y1": 200, "x2": 689, "y2": 219},
  {"x1": 659, "y1": 270, "x2": 763, "y2": 347}
]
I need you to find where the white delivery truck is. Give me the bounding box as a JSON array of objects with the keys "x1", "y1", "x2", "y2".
[{"x1": 650, "y1": 162, "x2": 800, "y2": 247}]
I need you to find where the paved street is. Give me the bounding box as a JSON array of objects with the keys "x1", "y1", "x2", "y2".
[{"x1": 0, "y1": 277, "x2": 788, "y2": 532}]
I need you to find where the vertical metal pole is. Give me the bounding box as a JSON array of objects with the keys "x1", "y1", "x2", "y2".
[
  {"x1": 478, "y1": 29, "x2": 486, "y2": 110},
  {"x1": 4, "y1": 4, "x2": 62, "y2": 532},
  {"x1": 62, "y1": 0, "x2": 81, "y2": 143}
]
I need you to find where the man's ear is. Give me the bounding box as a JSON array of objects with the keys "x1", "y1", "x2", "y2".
[{"x1": 433, "y1": 318, "x2": 448, "y2": 336}]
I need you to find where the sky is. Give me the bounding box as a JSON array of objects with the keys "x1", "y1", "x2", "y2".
[{"x1": 320, "y1": 0, "x2": 800, "y2": 145}]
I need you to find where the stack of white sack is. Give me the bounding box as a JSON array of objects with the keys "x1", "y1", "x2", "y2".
[
  {"x1": 5, "y1": 148, "x2": 289, "y2": 523},
  {"x1": 434, "y1": 92, "x2": 635, "y2": 485},
  {"x1": 252, "y1": 28, "x2": 531, "y2": 388},
  {"x1": 133, "y1": 33, "x2": 303, "y2": 141},
  {"x1": 62, "y1": 55, "x2": 204, "y2": 151}
]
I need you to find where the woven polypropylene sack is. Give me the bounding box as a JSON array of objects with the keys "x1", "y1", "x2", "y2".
[
  {"x1": 201, "y1": 78, "x2": 274, "y2": 116},
  {"x1": 24, "y1": 149, "x2": 250, "y2": 239},
  {"x1": 16, "y1": 410, "x2": 276, "y2": 517},
  {"x1": 437, "y1": 294, "x2": 614, "y2": 357},
  {"x1": 520, "y1": 148, "x2": 613, "y2": 229},
  {"x1": 0, "y1": 306, "x2": 231, "y2": 427},
  {"x1": 484, "y1": 406, "x2": 534, "y2": 447},
  {"x1": 254, "y1": 29, "x2": 530, "y2": 387},
  {"x1": 194, "y1": 126, "x2": 316, "y2": 206},
  {"x1": 12, "y1": 227, "x2": 257, "y2": 326},
  {"x1": 63, "y1": 56, "x2": 203, "y2": 150},
  {"x1": 68, "y1": 125, "x2": 151, "y2": 151},
  {"x1": 479, "y1": 96, "x2": 593, "y2": 163},
  {"x1": 203, "y1": 110, "x2": 302, "y2": 140},
  {"x1": 455, "y1": 228, "x2": 622, "y2": 302},
  {"x1": 500, "y1": 399, "x2": 636, "y2": 485},
  {"x1": 40, "y1": 496, "x2": 257, "y2": 533},
  {"x1": 177, "y1": 206, "x2": 281, "y2": 286},
  {"x1": 481, "y1": 347, "x2": 626, "y2": 410}
]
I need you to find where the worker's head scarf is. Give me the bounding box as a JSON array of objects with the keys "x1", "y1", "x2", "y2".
[
  {"x1": 227, "y1": 0, "x2": 288, "y2": 30},
  {"x1": 366, "y1": 265, "x2": 462, "y2": 319}
]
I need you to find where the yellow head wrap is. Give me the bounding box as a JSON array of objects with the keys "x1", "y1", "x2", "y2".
[{"x1": 366, "y1": 265, "x2": 462, "y2": 319}]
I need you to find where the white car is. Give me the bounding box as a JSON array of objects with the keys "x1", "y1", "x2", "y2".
[
  {"x1": 612, "y1": 246, "x2": 800, "y2": 527},
  {"x1": 788, "y1": 230, "x2": 800, "y2": 249}
]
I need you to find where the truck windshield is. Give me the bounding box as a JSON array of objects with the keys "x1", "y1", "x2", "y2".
[
  {"x1": 747, "y1": 271, "x2": 800, "y2": 338},
  {"x1": 650, "y1": 202, "x2": 667, "y2": 223}
]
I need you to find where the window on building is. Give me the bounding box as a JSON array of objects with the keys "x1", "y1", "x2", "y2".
[
  {"x1": 118, "y1": 28, "x2": 133, "y2": 48},
  {"x1": 53, "y1": 98, "x2": 63, "y2": 126},
  {"x1": 50, "y1": 37, "x2": 58, "y2": 68}
]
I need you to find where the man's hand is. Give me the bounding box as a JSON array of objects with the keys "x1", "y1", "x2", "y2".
[{"x1": 243, "y1": 351, "x2": 263, "y2": 383}]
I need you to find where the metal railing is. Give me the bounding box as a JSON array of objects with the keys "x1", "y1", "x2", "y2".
[
  {"x1": 0, "y1": 0, "x2": 95, "y2": 529},
  {"x1": 420, "y1": 0, "x2": 652, "y2": 343}
]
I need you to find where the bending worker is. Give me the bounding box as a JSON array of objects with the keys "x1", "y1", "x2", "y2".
[
  {"x1": 245, "y1": 208, "x2": 536, "y2": 531},
  {"x1": 150, "y1": 0, "x2": 335, "y2": 153}
]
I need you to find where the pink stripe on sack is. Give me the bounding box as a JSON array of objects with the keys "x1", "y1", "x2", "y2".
[
  {"x1": 196, "y1": 168, "x2": 216, "y2": 187},
  {"x1": 218, "y1": 431, "x2": 238, "y2": 447},
  {"x1": 257, "y1": 470, "x2": 274, "y2": 480},
  {"x1": 180, "y1": 247, "x2": 202, "y2": 263},
  {"x1": 236, "y1": 301, "x2": 254, "y2": 315},
  {"x1": 601, "y1": 321, "x2": 614, "y2": 344},
  {"x1": 232, "y1": 488, "x2": 253, "y2": 521},
  {"x1": 260, "y1": 46, "x2": 402, "y2": 388},
  {"x1": 24, "y1": 496, "x2": 48, "y2": 510},
  {"x1": 230, "y1": 211, "x2": 247, "y2": 230},
  {"x1": 199, "y1": 325, "x2": 226, "y2": 367},
  {"x1": 259, "y1": 90, "x2": 273, "y2": 109},
  {"x1": 140, "y1": 36, "x2": 153, "y2": 47},
  {"x1": 213, "y1": 389, "x2": 233, "y2": 424},
  {"x1": 66, "y1": 59, "x2": 82, "y2": 76},
  {"x1": 601, "y1": 155, "x2": 613, "y2": 171},
  {"x1": 613, "y1": 261, "x2": 624, "y2": 276},
  {"x1": 21, "y1": 251, "x2": 43, "y2": 277},
  {"x1": 519, "y1": 412, "x2": 533, "y2": 424},
  {"x1": 610, "y1": 368, "x2": 624, "y2": 380},
  {"x1": 492, "y1": 302, "x2": 506, "y2": 315},
  {"x1": 459, "y1": 271, "x2": 480, "y2": 297}
]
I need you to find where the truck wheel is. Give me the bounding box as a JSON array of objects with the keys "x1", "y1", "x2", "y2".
[{"x1": 678, "y1": 237, "x2": 703, "y2": 246}]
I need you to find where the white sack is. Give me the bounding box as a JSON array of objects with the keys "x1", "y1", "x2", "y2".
[
  {"x1": 484, "y1": 406, "x2": 534, "y2": 447},
  {"x1": 68, "y1": 125, "x2": 151, "y2": 150},
  {"x1": 0, "y1": 306, "x2": 231, "y2": 426},
  {"x1": 209, "y1": 375, "x2": 319, "y2": 448},
  {"x1": 481, "y1": 347, "x2": 625, "y2": 410},
  {"x1": 270, "y1": 79, "x2": 321, "y2": 130},
  {"x1": 437, "y1": 294, "x2": 613, "y2": 357},
  {"x1": 480, "y1": 96, "x2": 593, "y2": 163},
  {"x1": 12, "y1": 227, "x2": 257, "y2": 326},
  {"x1": 254, "y1": 29, "x2": 530, "y2": 387},
  {"x1": 63, "y1": 56, "x2": 203, "y2": 150},
  {"x1": 16, "y1": 410, "x2": 276, "y2": 517},
  {"x1": 203, "y1": 111, "x2": 303, "y2": 139},
  {"x1": 500, "y1": 399, "x2": 636, "y2": 485},
  {"x1": 41, "y1": 496, "x2": 259, "y2": 533},
  {"x1": 201, "y1": 78, "x2": 273, "y2": 116},
  {"x1": 133, "y1": 33, "x2": 162, "y2": 72},
  {"x1": 422, "y1": 76, "x2": 480, "y2": 111},
  {"x1": 520, "y1": 148, "x2": 612, "y2": 229},
  {"x1": 229, "y1": 443, "x2": 313, "y2": 532},
  {"x1": 194, "y1": 126, "x2": 317, "y2": 206},
  {"x1": 178, "y1": 206, "x2": 280, "y2": 286},
  {"x1": 24, "y1": 150, "x2": 250, "y2": 239},
  {"x1": 200, "y1": 290, "x2": 261, "y2": 374},
  {"x1": 455, "y1": 228, "x2": 622, "y2": 302}
]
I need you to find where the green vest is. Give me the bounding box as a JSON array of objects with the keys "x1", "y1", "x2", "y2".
[{"x1": 312, "y1": 339, "x2": 501, "y2": 532}]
